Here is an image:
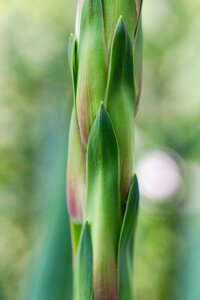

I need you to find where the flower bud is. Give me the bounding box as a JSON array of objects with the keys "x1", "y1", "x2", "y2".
[
  {"x1": 67, "y1": 110, "x2": 86, "y2": 222},
  {"x1": 105, "y1": 17, "x2": 135, "y2": 202},
  {"x1": 75, "y1": 0, "x2": 107, "y2": 146},
  {"x1": 67, "y1": 1, "x2": 143, "y2": 298},
  {"x1": 86, "y1": 104, "x2": 121, "y2": 299}
]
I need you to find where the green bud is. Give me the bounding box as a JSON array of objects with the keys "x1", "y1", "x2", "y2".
[
  {"x1": 67, "y1": 109, "x2": 86, "y2": 222},
  {"x1": 105, "y1": 17, "x2": 135, "y2": 203},
  {"x1": 67, "y1": 1, "x2": 143, "y2": 298},
  {"x1": 86, "y1": 104, "x2": 121, "y2": 299},
  {"x1": 76, "y1": 0, "x2": 107, "y2": 146},
  {"x1": 118, "y1": 175, "x2": 139, "y2": 299},
  {"x1": 74, "y1": 222, "x2": 93, "y2": 300}
]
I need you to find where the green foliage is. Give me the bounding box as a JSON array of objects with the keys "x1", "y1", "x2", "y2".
[
  {"x1": 74, "y1": 222, "x2": 93, "y2": 300},
  {"x1": 68, "y1": 34, "x2": 78, "y2": 100},
  {"x1": 86, "y1": 104, "x2": 121, "y2": 299},
  {"x1": 105, "y1": 17, "x2": 135, "y2": 202},
  {"x1": 67, "y1": 0, "x2": 143, "y2": 298},
  {"x1": 118, "y1": 175, "x2": 139, "y2": 300},
  {"x1": 76, "y1": 0, "x2": 107, "y2": 146}
]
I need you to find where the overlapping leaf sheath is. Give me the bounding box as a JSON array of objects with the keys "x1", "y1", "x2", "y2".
[
  {"x1": 67, "y1": 0, "x2": 143, "y2": 299},
  {"x1": 105, "y1": 17, "x2": 135, "y2": 202}
]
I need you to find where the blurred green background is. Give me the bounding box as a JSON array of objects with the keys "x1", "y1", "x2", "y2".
[{"x1": 0, "y1": 0, "x2": 200, "y2": 299}]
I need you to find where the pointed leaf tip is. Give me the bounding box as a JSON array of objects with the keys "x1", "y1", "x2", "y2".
[
  {"x1": 86, "y1": 104, "x2": 120, "y2": 299},
  {"x1": 113, "y1": 16, "x2": 127, "y2": 45},
  {"x1": 118, "y1": 174, "x2": 139, "y2": 300},
  {"x1": 117, "y1": 15, "x2": 126, "y2": 29},
  {"x1": 74, "y1": 221, "x2": 93, "y2": 300},
  {"x1": 105, "y1": 16, "x2": 135, "y2": 201},
  {"x1": 90, "y1": 103, "x2": 117, "y2": 148},
  {"x1": 68, "y1": 33, "x2": 76, "y2": 69},
  {"x1": 68, "y1": 34, "x2": 77, "y2": 101},
  {"x1": 76, "y1": 0, "x2": 107, "y2": 145},
  {"x1": 97, "y1": 102, "x2": 107, "y2": 122},
  {"x1": 117, "y1": 15, "x2": 125, "y2": 26}
]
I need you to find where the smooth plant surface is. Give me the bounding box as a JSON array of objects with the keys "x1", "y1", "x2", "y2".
[{"x1": 67, "y1": 0, "x2": 143, "y2": 299}]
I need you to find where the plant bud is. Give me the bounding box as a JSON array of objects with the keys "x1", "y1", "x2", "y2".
[
  {"x1": 86, "y1": 104, "x2": 121, "y2": 299},
  {"x1": 105, "y1": 17, "x2": 135, "y2": 203},
  {"x1": 67, "y1": 1, "x2": 143, "y2": 298},
  {"x1": 76, "y1": 0, "x2": 107, "y2": 146},
  {"x1": 67, "y1": 110, "x2": 86, "y2": 222}
]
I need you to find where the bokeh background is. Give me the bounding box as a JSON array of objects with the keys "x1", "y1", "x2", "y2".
[{"x1": 0, "y1": 0, "x2": 200, "y2": 299}]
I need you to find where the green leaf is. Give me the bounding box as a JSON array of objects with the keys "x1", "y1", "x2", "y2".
[
  {"x1": 105, "y1": 17, "x2": 135, "y2": 203},
  {"x1": 76, "y1": 0, "x2": 107, "y2": 146},
  {"x1": 102, "y1": 0, "x2": 137, "y2": 55},
  {"x1": 70, "y1": 221, "x2": 82, "y2": 256},
  {"x1": 68, "y1": 34, "x2": 77, "y2": 102},
  {"x1": 118, "y1": 175, "x2": 139, "y2": 300},
  {"x1": 67, "y1": 109, "x2": 86, "y2": 223},
  {"x1": 86, "y1": 103, "x2": 121, "y2": 299},
  {"x1": 74, "y1": 221, "x2": 93, "y2": 300}
]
